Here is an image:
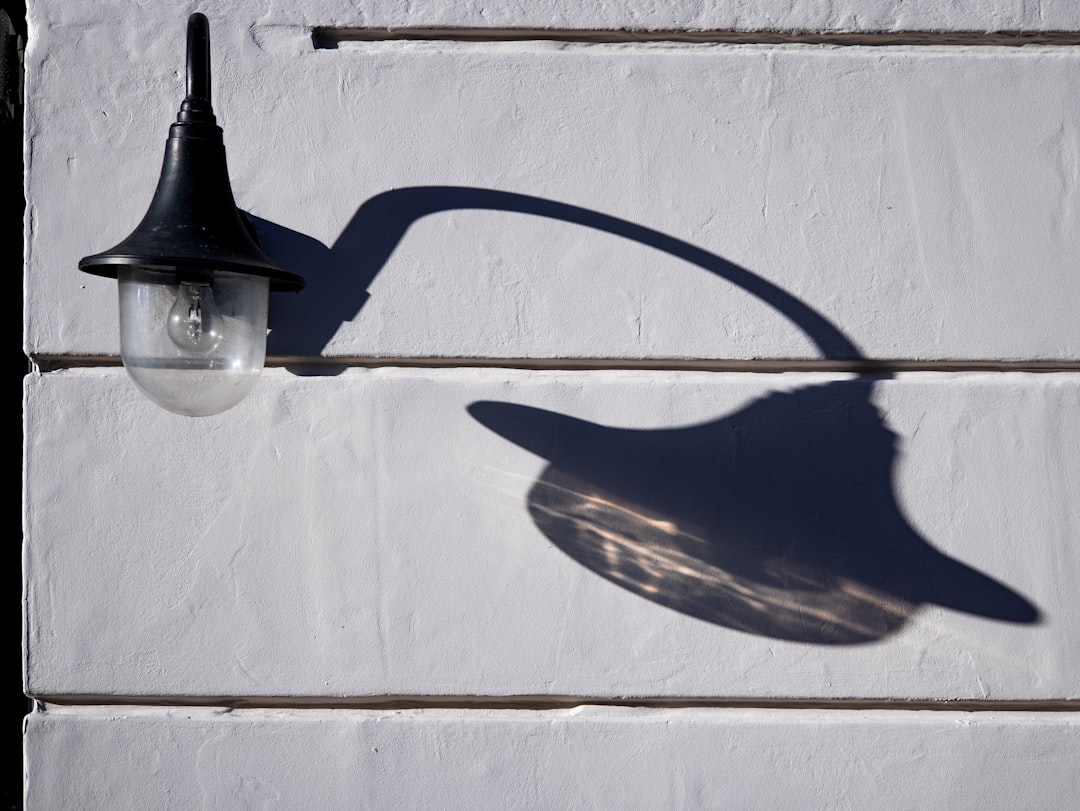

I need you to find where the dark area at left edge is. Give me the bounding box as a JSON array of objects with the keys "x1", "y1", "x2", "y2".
[{"x1": 6, "y1": 0, "x2": 29, "y2": 808}]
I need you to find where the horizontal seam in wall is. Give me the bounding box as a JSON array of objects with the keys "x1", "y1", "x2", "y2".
[
  {"x1": 268, "y1": 358, "x2": 1080, "y2": 374},
  {"x1": 28, "y1": 355, "x2": 1080, "y2": 375},
  {"x1": 32, "y1": 695, "x2": 1080, "y2": 713},
  {"x1": 311, "y1": 28, "x2": 1080, "y2": 49}
]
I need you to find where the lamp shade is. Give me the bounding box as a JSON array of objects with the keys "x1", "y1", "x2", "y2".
[{"x1": 76, "y1": 99, "x2": 303, "y2": 291}]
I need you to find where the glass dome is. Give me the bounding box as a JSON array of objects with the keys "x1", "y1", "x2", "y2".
[{"x1": 118, "y1": 267, "x2": 270, "y2": 416}]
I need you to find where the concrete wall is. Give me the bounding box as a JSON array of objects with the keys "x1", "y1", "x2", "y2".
[{"x1": 23, "y1": 1, "x2": 1080, "y2": 806}]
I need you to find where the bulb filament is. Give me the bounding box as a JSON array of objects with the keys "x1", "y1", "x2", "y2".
[
  {"x1": 167, "y1": 281, "x2": 224, "y2": 356},
  {"x1": 186, "y1": 287, "x2": 204, "y2": 341}
]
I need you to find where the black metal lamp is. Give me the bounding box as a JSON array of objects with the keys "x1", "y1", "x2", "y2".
[{"x1": 79, "y1": 13, "x2": 304, "y2": 416}]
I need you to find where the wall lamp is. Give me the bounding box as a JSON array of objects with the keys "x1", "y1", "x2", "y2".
[{"x1": 79, "y1": 13, "x2": 304, "y2": 416}]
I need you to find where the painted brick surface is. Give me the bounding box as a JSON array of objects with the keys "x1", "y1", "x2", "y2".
[
  {"x1": 27, "y1": 1, "x2": 1080, "y2": 32},
  {"x1": 21, "y1": 0, "x2": 1080, "y2": 805},
  {"x1": 27, "y1": 33, "x2": 1080, "y2": 361},
  {"x1": 24, "y1": 369, "x2": 1079, "y2": 700},
  {"x1": 25, "y1": 706, "x2": 1080, "y2": 810}
]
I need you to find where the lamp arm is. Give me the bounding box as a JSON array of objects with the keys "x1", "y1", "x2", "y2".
[{"x1": 179, "y1": 13, "x2": 214, "y2": 124}]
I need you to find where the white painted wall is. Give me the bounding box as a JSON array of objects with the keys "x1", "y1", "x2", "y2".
[
  {"x1": 26, "y1": 706, "x2": 1080, "y2": 809},
  {"x1": 23, "y1": 0, "x2": 1080, "y2": 806}
]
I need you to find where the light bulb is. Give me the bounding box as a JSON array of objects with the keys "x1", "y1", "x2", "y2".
[
  {"x1": 117, "y1": 267, "x2": 270, "y2": 416},
  {"x1": 167, "y1": 282, "x2": 224, "y2": 355}
]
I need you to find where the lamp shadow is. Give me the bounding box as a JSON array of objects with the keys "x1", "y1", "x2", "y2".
[
  {"x1": 253, "y1": 186, "x2": 861, "y2": 361},
  {"x1": 252, "y1": 186, "x2": 1041, "y2": 643},
  {"x1": 469, "y1": 384, "x2": 1040, "y2": 644}
]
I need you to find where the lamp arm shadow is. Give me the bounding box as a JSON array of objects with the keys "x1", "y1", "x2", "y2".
[{"x1": 261, "y1": 186, "x2": 864, "y2": 361}]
